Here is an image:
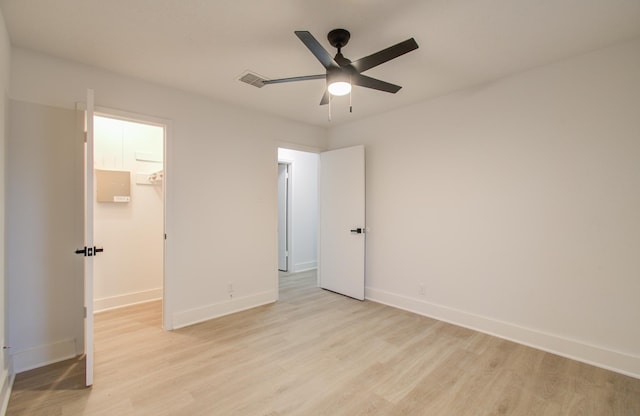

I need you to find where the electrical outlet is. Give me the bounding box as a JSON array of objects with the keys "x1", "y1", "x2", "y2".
[{"x1": 419, "y1": 284, "x2": 426, "y2": 296}]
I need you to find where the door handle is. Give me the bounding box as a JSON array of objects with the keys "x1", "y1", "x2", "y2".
[
  {"x1": 74, "y1": 246, "x2": 105, "y2": 256},
  {"x1": 350, "y1": 228, "x2": 363, "y2": 234}
]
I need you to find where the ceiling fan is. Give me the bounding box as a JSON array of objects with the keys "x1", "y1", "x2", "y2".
[{"x1": 262, "y1": 29, "x2": 419, "y2": 105}]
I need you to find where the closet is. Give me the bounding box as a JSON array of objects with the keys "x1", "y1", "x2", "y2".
[{"x1": 93, "y1": 114, "x2": 165, "y2": 313}]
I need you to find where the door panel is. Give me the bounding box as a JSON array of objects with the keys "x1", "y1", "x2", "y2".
[{"x1": 319, "y1": 145, "x2": 365, "y2": 300}]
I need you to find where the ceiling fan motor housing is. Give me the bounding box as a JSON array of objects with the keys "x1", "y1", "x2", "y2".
[
  {"x1": 327, "y1": 66, "x2": 352, "y2": 84},
  {"x1": 327, "y1": 28, "x2": 351, "y2": 50}
]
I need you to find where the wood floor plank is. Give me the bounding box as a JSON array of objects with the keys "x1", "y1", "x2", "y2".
[{"x1": 6, "y1": 270, "x2": 640, "y2": 415}]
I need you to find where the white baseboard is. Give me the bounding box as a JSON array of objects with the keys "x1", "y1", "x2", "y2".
[
  {"x1": 171, "y1": 290, "x2": 277, "y2": 330},
  {"x1": 11, "y1": 338, "x2": 78, "y2": 374},
  {"x1": 293, "y1": 261, "x2": 317, "y2": 272},
  {"x1": 0, "y1": 367, "x2": 14, "y2": 416},
  {"x1": 366, "y1": 287, "x2": 640, "y2": 379},
  {"x1": 94, "y1": 288, "x2": 162, "y2": 313}
]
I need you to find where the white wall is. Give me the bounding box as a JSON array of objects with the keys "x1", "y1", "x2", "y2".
[
  {"x1": 93, "y1": 116, "x2": 164, "y2": 311},
  {"x1": 0, "y1": 8, "x2": 11, "y2": 414},
  {"x1": 8, "y1": 47, "x2": 326, "y2": 371},
  {"x1": 328, "y1": 38, "x2": 640, "y2": 378},
  {"x1": 278, "y1": 148, "x2": 318, "y2": 272}
]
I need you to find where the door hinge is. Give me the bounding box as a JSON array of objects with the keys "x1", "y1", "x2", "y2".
[
  {"x1": 84, "y1": 307, "x2": 87, "y2": 318},
  {"x1": 84, "y1": 131, "x2": 87, "y2": 143}
]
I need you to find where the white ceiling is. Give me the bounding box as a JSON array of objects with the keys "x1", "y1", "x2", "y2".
[{"x1": 1, "y1": 0, "x2": 639, "y2": 127}]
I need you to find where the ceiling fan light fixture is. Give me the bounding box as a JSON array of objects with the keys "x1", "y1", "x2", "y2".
[
  {"x1": 328, "y1": 81, "x2": 351, "y2": 96},
  {"x1": 327, "y1": 69, "x2": 352, "y2": 96}
]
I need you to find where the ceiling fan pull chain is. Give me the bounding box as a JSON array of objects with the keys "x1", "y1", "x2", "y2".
[
  {"x1": 328, "y1": 93, "x2": 332, "y2": 122},
  {"x1": 350, "y1": 77, "x2": 353, "y2": 113}
]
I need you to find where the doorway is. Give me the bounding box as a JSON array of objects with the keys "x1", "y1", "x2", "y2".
[
  {"x1": 92, "y1": 112, "x2": 165, "y2": 322},
  {"x1": 277, "y1": 148, "x2": 319, "y2": 292}
]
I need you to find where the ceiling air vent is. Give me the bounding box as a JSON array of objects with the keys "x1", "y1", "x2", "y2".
[{"x1": 238, "y1": 71, "x2": 267, "y2": 88}]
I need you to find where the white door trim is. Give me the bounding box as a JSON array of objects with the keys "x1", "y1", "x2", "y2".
[{"x1": 277, "y1": 162, "x2": 291, "y2": 272}]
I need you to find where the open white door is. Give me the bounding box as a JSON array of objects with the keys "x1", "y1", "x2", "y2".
[
  {"x1": 319, "y1": 145, "x2": 365, "y2": 300},
  {"x1": 83, "y1": 89, "x2": 95, "y2": 386}
]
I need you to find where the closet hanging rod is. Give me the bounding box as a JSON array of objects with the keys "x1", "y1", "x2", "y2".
[{"x1": 148, "y1": 170, "x2": 163, "y2": 183}]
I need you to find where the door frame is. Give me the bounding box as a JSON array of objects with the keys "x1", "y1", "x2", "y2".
[
  {"x1": 275, "y1": 143, "x2": 323, "y2": 296},
  {"x1": 277, "y1": 162, "x2": 291, "y2": 272},
  {"x1": 93, "y1": 105, "x2": 173, "y2": 330}
]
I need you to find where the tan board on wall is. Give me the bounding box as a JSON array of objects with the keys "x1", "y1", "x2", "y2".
[{"x1": 96, "y1": 169, "x2": 131, "y2": 202}]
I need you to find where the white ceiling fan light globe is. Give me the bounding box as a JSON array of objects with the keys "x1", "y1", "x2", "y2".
[{"x1": 328, "y1": 81, "x2": 351, "y2": 96}]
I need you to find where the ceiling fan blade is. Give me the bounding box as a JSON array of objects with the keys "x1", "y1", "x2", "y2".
[
  {"x1": 262, "y1": 74, "x2": 326, "y2": 85},
  {"x1": 350, "y1": 38, "x2": 418, "y2": 73},
  {"x1": 295, "y1": 31, "x2": 340, "y2": 70},
  {"x1": 352, "y1": 74, "x2": 402, "y2": 93},
  {"x1": 319, "y1": 90, "x2": 330, "y2": 106}
]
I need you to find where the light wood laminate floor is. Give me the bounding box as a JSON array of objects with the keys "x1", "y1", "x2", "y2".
[{"x1": 7, "y1": 270, "x2": 640, "y2": 415}]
